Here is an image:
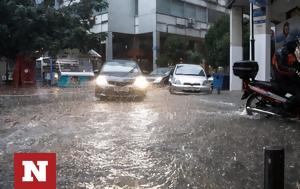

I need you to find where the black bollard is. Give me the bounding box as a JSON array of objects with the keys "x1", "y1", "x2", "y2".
[{"x1": 264, "y1": 146, "x2": 285, "y2": 189}]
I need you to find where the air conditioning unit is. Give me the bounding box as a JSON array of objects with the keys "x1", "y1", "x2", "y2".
[{"x1": 187, "y1": 18, "x2": 195, "y2": 28}]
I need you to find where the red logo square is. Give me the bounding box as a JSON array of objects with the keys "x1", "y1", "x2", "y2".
[{"x1": 14, "y1": 153, "x2": 56, "y2": 189}]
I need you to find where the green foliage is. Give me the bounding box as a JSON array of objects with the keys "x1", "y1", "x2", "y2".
[
  {"x1": 186, "y1": 50, "x2": 203, "y2": 65},
  {"x1": 163, "y1": 35, "x2": 189, "y2": 63},
  {"x1": 205, "y1": 15, "x2": 250, "y2": 68},
  {"x1": 160, "y1": 35, "x2": 204, "y2": 66},
  {"x1": 0, "y1": 0, "x2": 107, "y2": 59},
  {"x1": 205, "y1": 15, "x2": 230, "y2": 68},
  {"x1": 156, "y1": 54, "x2": 171, "y2": 67}
]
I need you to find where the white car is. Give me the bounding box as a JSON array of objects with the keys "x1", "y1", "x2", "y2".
[{"x1": 169, "y1": 64, "x2": 211, "y2": 94}]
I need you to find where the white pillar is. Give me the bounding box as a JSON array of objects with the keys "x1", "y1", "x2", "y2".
[
  {"x1": 230, "y1": 7, "x2": 243, "y2": 91},
  {"x1": 152, "y1": 31, "x2": 159, "y2": 70},
  {"x1": 254, "y1": 5, "x2": 271, "y2": 81},
  {"x1": 106, "y1": 31, "x2": 113, "y2": 61}
]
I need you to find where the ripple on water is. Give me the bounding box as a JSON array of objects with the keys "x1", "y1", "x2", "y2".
[{"x1": 75, "y1": 103, "x2": 181, "y2": 188}]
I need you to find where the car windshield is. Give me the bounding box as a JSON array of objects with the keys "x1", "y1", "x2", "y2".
[
  {"x1": 175, "y1": 65, "x2": 205, "y2": 76},
  {"x1": 58, "y1": 60, "x2": 93, "y2": 73},
  {"x1": 101, "y1": 61, "x2": 139, "y2": 73},
  {"x1": 60, "y1": 64, "x2": 81, "y2": 72},
  {"x1": 150, "y1": 67, "x2": 170, "y2": 76}
]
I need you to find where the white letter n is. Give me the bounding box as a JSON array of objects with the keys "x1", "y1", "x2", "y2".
[{"x1": 22, "y1": 161, "x2": 48, "y2": 182}]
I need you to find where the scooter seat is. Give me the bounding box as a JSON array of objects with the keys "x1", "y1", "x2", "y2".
[
  {"x1": 253, "y1": 80, "x2": 273, "y2": 89},
  {"x1": 252, "y1": 80, "x2": 282, "y2": 94}
]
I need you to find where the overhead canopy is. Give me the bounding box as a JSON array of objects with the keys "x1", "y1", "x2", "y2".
[
  {"x1": 225, "y1": 0, "x2": 250, "y2": 12},
  {"x1": 226, "y1": 0, "x2": 267, "y2": 8},
  {"x1": 249, "y1": 0, "x2": 266, "y2": 7},
  {"x1": 226, "y1": 0, "x2": 300, "y2": 23}
]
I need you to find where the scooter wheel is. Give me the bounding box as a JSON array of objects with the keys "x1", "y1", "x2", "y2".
[{"x1": 246, "y1": 94, "x2": 260, "y2": 116}]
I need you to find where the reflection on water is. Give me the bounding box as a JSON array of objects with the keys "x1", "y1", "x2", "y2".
[{"x1": 73, "y1": 103, "x2": 180, "y2": 188}]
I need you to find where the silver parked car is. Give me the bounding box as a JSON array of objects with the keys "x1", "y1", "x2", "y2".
[
  {"x1": 169, "y1": 64, "x2": 211, "y2": 94},
  {"x1": 95, "y1": 60, "x2": 148, "y2": 100}
]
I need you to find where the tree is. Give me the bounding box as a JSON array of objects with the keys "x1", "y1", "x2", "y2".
[
  {"x1": 157, "y1": 35, "x2": 204, "y2": 67},
  {"x1": 205, "y1": 15, "x2": 250, "y2": 68},
  {"x1": 156, "y1": 54, "x2": 171, "y2": 67},
  {"x1": 0, "y1": 0, "x2": 107, "y2": 59},
  {"x1": 205, "y1": 15, "x2": 230, "y2": 68},
  {"x1": 163, "y1": 35, "x2": 189, "y2": 63}
]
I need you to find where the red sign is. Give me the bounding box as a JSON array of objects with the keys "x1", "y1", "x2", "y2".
[{"x1": 14, "y1": 153, "x2": 56, "y2": 189}]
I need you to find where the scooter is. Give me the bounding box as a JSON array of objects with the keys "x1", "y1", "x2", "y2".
[{"x1": 233, "y1": 61, "x2": 300, "y2": 117}]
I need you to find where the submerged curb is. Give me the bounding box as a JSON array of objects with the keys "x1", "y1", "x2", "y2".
[{"x1": 0, "y1": 89, "x2": 94, "y2": 108}]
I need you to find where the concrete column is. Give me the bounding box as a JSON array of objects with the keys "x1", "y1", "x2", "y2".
[
  {"x1": 54, "y1": 0, "x2": 59, "y2": 9},
  {"x1": 230, "y1": 7, "x2": 243, "y2": 91},
  {"x1": 254, "y1": 5, "x2": 271, "y2": 81},
  {"x1": 106, "y1": 31, "x2": 113, "y2": 61},
  {"x1": 152, "y1": 31, "x2": 159, "y2": 70}
]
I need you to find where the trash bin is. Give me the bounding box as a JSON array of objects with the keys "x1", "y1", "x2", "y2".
[{"x1": 213, "y1": 73, "x2": 229, "y2": 91}]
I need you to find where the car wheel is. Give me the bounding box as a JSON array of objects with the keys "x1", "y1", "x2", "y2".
[
  {"x1": 169, "y1": 86, "x2": 175, "y2": 94},
  {"x1": 162, "y1": 77, "x2": 169, "y2": 86},
  {"x1": 96, "y1": 95, "x2": 107, "y2": 101}
]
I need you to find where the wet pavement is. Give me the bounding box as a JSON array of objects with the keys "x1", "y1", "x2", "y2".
[{"x1": 0, "y1": 88, "x2": 300, "y2": 189}]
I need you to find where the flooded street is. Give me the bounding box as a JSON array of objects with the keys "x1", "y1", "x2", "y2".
[{"x1": 0, "y1": 88, "x2": 300, "y2": 189}]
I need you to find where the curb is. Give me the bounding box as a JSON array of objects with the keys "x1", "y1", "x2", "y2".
[{"x1": 0, "y1": 90, "x2": 94, "y2": 109}]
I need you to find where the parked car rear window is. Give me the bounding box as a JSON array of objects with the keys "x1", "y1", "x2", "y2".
[
  {"x1": 150, "y1": 67, "x2": 170, "y2": 76},
  {"x1": 175, "y1": 65, "x2": 205, "y2": 76}
]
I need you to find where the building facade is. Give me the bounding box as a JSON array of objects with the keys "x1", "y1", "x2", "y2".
[{"x1": 90, "y1": 0, "x2": 227, "y2": 71}]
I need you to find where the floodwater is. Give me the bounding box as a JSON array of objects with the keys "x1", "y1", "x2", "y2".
[{"x1": 0, "y1": 89, "x2": 299, "y2": 189}]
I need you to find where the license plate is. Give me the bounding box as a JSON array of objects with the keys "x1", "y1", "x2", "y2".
[
  {"x1": 114, "y1": 87, "x2": 129, "y2": 92},
  {"x1": 188, "y1": 87, "x2": 200, "y2": 91}
]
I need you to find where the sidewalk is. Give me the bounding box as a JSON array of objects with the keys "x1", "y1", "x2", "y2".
[
  {"x1": 0, "y1": 86, "x2": 93, "y2": 96},
  {"x1": 0, "y1": 86, "x2": 94, "y2": 108}
]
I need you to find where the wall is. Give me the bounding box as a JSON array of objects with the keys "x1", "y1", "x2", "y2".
[
  {"x1": 136, "y1": 0, "x2": 156, "y2": 34},
  {"x1": 156, "y1": 14, "x2": 207, "y2": 38},
  {"x1": 90, "y1": 14, "x2": 109, "y2": 33},
  {"x1": 108, "y1": 0, "x2": 135, "y2": 34}
]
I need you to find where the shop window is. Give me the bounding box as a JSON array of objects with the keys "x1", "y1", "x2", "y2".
[
  {"x1": 196, "y1": 6, "x2": 207, "y2": 22},
  {"x1": 184, "y1": 3, "x2": 196, "y2": 19},
  {"x1": 157, "y1": 0, "x2": 171, "y2": 15},
  {"x1": 171, "y1": 0, "x2": 184, "y2": 17}
]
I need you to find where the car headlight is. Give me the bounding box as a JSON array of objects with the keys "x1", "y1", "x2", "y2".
[
  {"x1": 54, "y1": 73, "x2": 59, "y2": 80},
  {"x1": 96, "y1": 76, "x2": 108, "y2": 86},
  {"x1": 134, "y1": 76, "x2": 148, "y2": 89},
  {"x1": 203, "y1": 80, "x2": 209, "y2": 86},
  {"x1": 174, "y1": 79, "x2": 181, "y2": 85},
  {"x1": 154, "y1": 77, "x2": 162, "y2": 83}
]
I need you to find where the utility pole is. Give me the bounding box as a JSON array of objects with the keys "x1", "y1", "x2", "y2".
[{"x1": 250, "y1": 3, "x2": 255, "y2": 61}]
